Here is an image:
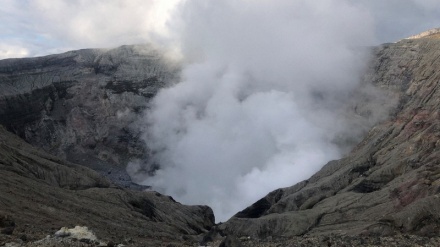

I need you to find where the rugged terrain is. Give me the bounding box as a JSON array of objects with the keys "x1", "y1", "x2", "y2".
[
  {"x1": 0, "y1": 125, "x2": 214, "y2": 246},
  {"x1": 2, "y1": 30, "x2": 440, "y2": 246},
  {"x1": 214, "y1": 31, "x2": 440, "y2": 243},
  {"x1": 0, "y1": 45, "x2": 217, "y2": 246},
  {"x1": 0, "y1": 44, "x2": 179, "y2": 188}
]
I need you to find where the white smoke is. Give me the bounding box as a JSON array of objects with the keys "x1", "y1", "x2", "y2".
[
  {"x1": 2, "y1": 0, "x2": 439, "y2": 59},
  {"x1": 0, "y1": 0, "x2": 435, "y2": 223},
  {"x1": 138, "y1": 0, "x2": 377, "y2": 222}
]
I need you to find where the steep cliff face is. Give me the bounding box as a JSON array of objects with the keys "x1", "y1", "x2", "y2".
[
  {"x1": 219, "y1": 32, "x2": 440, "y2": 239},
  {"x1": 0, "y1": 44, "x2": 179, "y2": 187},
  {"x1": 2, "y1": 29, "x2": 440, "y2": 246},
  {"x1": 0, "y1": 125, "x2": 214, "y2": 246}
]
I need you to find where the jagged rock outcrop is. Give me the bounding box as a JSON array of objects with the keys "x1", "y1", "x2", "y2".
[
  {"x1": 0, "y1": 44, "x2": 179, "y2": 187},
  {"x1": 0, "y1": 125, "x2": 214, "y2": 246},
  {"x1": 219, "y1": 31, "x2": 440, "y2": 239}
]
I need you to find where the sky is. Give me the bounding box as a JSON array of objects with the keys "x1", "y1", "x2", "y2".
[
  {"x1": 1, "y1": 0, "x2": 440, "y2": 60},
  {"x1": 2, "y1": 0, "x2": 440, "y2": 222}
]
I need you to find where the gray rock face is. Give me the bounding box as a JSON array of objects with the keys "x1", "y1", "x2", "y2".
[
  {"x1": 220, "y1": 35, "x2": 440, "y2": 239},
  {"x1": 0, "y1": 44, "x2": 179, "y2": 187},
  {"x1": 0, "y1": 125, "x2": 214, "y2": 246},
  {"x1": 3, "y1": 29, "x2": 440, "y2": 246}
]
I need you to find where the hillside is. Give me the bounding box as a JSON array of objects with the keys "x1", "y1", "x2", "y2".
[
  {"x1": 2, "y1": 30, "x2": 440, "y2": 246},
  {"x1": 0, "y1": 44, "x2": 179, "y2": 189},
  {"x1": 216, "y1": 30, "x2": 440, "y2": 244},
  {"x1": 0, "y1": 125, "x2": 214, "y2": 246}
]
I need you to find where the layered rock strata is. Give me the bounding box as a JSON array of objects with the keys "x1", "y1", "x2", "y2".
[
  {"x1": 220, "y1": 32, "x2": 440, "y2": 239},
  {"x1": 0, "y1": 125, "x2": 214, "y2": 246},
  {"x1": 0, "y1": 44, "x2": 179, "y2": 187}
]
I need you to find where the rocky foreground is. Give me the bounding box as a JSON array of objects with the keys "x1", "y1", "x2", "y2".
[
  {"x1": 2, "y1": 30, "x2": 440, "y2": 246},
  {"x1": 0, "y1": 125, "x2": 214, "y2": 246}
]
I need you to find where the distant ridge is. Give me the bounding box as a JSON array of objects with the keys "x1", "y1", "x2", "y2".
[{"x1": 405, "y1": 27, "x2": 440, "y2": 39}]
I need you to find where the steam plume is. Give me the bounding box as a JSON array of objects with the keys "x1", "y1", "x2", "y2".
[{"x1": 137, "y1": 0, "x2": 377, "y2": 222}]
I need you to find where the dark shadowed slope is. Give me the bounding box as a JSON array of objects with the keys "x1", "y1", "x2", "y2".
[
  {"x1": 219, "y1": 31, "x2": 440, "y2": 239},
  {"x1": 0, "y1": 125, "x2": 214, "y2": 246},
  {"x1": 0, "y1": 44, "x2": 179, "y2": 188}
]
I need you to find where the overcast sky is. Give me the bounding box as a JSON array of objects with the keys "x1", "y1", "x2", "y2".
[{"x1": 1, "y1": 0, "x2": 440, "y2": 59}]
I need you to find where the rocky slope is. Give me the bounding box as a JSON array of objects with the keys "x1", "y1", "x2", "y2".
[
  {"x1": 0, "y1": 125, "x2": 214, "y2": 246},
  {"x1": 2, "y1": 29, "x2": 440, "y2": 246},
  {"x1": 216, "y1": 31, "x2": 440, "y2": 242},
  {"x1": 0, "y1": 44, "x2": 179, "y2": 188}
]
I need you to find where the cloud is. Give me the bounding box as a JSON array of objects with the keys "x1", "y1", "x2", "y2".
[
  {"x1": 0, "y1": 0, "x2": 182, "y2": 58},
  {"x1": 0, "y1": 43, "x2": 30, "y2": 59},
  {"x1": 1, "y1": 0, "x2": 440, "y2": 59},
  {"x1": 355, "y1": 0, "x2": 440, "y2": 42},
  {"x1": 139, "y1": 0, "x2": 379, "y2": 222}
]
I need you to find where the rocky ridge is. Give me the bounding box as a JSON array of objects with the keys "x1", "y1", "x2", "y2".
[
  {"x1": 0, "y1": 125, "x2": 214, "y2": 246},
  {"x1": 0, "y1": 44, "x2": 179, "y2": 188},
  {"x1": 2, "y1": 30, "x2": 440, "y2": 246},
  {"x1": 214, "y1": 31, "x2": 440, "y2": 243},
  {"x1": 405, "y1": 27, "x2": 440, "y2": 40}
]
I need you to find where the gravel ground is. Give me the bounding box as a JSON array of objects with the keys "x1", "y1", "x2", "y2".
[{"x1": 203, "y1": 234, "x2": 440, "y2": 247}]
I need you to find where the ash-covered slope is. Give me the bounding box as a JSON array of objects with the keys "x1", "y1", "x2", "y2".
[
  {"x1": 0, "y1": 44, "x2": 179, "y2": 187},
  {"x1": 0, "y1": 125, "x2": 214, "y2": 246},
  {"x1": 219, "y1": 32, "x2": 440, "y2": 239}
]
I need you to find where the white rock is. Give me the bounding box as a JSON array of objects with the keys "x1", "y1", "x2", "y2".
[{"x1": 54, "y1": 226, "x2": 97, "y2": 241}]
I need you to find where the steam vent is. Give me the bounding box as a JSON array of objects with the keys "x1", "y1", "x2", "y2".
[{"x1": 2, "y1": 28, "x2": 440, "y2": 246}]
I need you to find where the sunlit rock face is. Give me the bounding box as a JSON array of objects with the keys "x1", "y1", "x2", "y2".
[
  {"x1": 220, "y1": 32, "x2": 440, "y2": 239},
  {"x1": 0, "y1": 44, "x2": 179, "y2": 187}
]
